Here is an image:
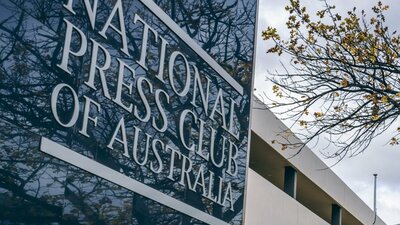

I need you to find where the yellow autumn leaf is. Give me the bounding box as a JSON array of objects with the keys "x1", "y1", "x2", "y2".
[
  {"x1": 363, "y1": 94, "x2": 372, "y2": 100},
  {"x1": 314, "y1": 112, "x2": 324, "y2": 118},
  {"x1": 340, "y1": 79, "x2": 349, "y2": 87},
  {"x1": 381, "y1": 96, "x2": 388, "y2": 103},
  {"x1": 390, "y1": 137, "x2": 399, "y2": 145},
  {"x1": 371, "y1": 115, "x2": 379, "y2": 121},
  {"x1": 272, "y1": 85, "x2": 279, "y2": 93},
  {"x1": 299, "y1": 120, "x2": 308, "y2": 127}
]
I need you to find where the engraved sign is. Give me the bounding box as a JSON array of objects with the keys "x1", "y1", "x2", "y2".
[{"x1": 0, "y1": 0, "x2": 257, "y2": 224}]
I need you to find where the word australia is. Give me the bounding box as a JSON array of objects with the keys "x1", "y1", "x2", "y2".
[{"x1": 51, "y1": 0, "x2": 243, "y2": 212}]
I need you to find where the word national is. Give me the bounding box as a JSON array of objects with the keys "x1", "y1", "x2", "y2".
[{"x1": 49, "y1": 0, "x2": 244, "y2": 212}]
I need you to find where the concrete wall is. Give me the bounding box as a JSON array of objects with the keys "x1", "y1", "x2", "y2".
[
  {"x1": 244, "y1": 169, "x2": 330, "y2": 225},
  {"x1": 250, "y1": 101, "x2": 386, "y2": 225}
]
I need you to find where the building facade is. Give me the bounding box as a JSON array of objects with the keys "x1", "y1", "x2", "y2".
[{"x1": 245, "y1": 100, "x2": 386, "y2": 225}]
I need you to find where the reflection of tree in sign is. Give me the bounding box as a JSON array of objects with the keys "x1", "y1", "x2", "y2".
[
  {"x1": 0, "y1": 121, "x2": 66, "y2": 224},
  {"x1": 0, "y1": 0, "x2": 256, "y2": 224},
  {"x1": 155, "y1": 0, "x2": 257, "y2": 89}
]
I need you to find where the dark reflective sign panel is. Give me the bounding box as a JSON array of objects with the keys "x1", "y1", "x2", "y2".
[{"x1": 0, "y1": 0, "x2": 257, "y2": 224}]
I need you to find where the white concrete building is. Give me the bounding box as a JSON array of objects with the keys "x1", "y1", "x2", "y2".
[{"x1": 245, "y1": 100, "x2": 386, "y2": 225}]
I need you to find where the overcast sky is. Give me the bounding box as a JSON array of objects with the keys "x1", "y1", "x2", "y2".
[{"x1": 255, "y1": 0, "x2": 400, "y2": 224}]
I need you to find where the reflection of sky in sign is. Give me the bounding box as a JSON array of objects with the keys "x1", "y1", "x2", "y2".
[
  {"x1": 155, "y1": 0, "x2": 257, "y2": 90},
  {"x1": 0, "y1": 0, "x2": 256, "y2": 224}
]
